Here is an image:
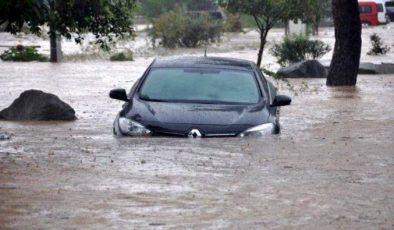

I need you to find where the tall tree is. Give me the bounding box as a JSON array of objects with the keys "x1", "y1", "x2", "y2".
[
  {"x1": 0, "y1": 0, "x2": 136, "y2": 62},
  {"x1": 219, "y1": 0, "x2": 304, "y2": 67},
  {"x1": 327, "y1": 0, "x2": 361, "y2": 86}
]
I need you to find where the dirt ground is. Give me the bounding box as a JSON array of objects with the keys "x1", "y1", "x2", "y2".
[{"x1": 0, "y1": 59, "x2": 393, "y2": 229}]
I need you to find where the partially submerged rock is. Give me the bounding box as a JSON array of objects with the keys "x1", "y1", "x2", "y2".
[
  {"x1": 358, "y1": 62, "x2": 394, "y2": 74},
  {"x1": 0, "y1": 90, "x2": 76, "y2": 121},
  {"x1": 277, "y1": 60, "x2": 328, "y2": 78},
  {"x1": 322, "y1": 62, "x2": 394, "y2": 75},
  {"x1": 358, "y1": 62, "x2": 379, "y2": 74}
]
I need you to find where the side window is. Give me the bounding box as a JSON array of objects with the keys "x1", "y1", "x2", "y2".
[
  {"x1": 377, "y1": 4, "x2": 384, "y2": 12},
  {"x1": 256, "y1": 68, "x2": 271, "y2": 101},
  {"x1": 359, "y1": 5, "x2": 372, "y2": 14}
]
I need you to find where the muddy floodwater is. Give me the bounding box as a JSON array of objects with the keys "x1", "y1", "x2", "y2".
[{"x1": 0, "y1": 60, "x2": 393, "y2": 229}]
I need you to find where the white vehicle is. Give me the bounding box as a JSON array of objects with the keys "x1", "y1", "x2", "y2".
[{"x1": 359, "y1": 0, "x2": 390, "y2": 24}]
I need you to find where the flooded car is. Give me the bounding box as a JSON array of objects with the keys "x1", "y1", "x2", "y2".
[{"x1": 109, "y1": 56, "x2": 291, "y2": 137}]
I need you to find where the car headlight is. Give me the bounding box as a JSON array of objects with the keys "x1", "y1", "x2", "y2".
[
  {"x1": 239, "y1": 123, "x2": 275, "y2": 137},
  {"x1": 118, "y1": 117, "x2": 152, "y2": 136}
]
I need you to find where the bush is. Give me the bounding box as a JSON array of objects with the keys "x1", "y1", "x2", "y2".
[
  {"x1": 180, "y1": 14, "x2": 223, "y2": 47},
  {"x1": 270, "y1": 34, "x2": 331, "y2": 67},
  {"x1": 0, "y1": 45, "x2": 48, "y2": 62},
  {"x1": 150, "y1": 10, "x2": 223, "y2": 48},
  {"x1": 367, "y1": 33, "x2": 390, "y2": 56},
  {"x1": 224, "y1": 14, "x2": 242, "y2": 32},
  {"x1": 110, "y1": 51, "x2": 134, "y2": 61},
  {"x1": 151, "y1": 10, "x2": 187, "y2": 49}
]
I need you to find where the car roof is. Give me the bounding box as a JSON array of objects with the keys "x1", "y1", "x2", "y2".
[{"x1": 151, "y1": 56, "x2": 255, "y2": 71}]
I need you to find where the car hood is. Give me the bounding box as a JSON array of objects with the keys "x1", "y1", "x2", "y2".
[{"x1": 124, "y1": 98, "x2": 270, "y2": 135}]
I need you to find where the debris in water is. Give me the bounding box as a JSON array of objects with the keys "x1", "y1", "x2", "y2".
[
  {"x1": 0, "y1": 131, "x2": 11, "y2": 141},
  {"x1": 149, "y1": 223, "x2": 166, "y2": 226}
]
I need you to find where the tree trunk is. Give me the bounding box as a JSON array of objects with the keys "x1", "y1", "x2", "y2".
[
  {"x1": 285, "y1": 21, "x2": 289, "y2": 36},
  {"x1": 327, "y1": 0, "x2": 362, "y2": 86},
  {"x1": 312, "y1": 16, "x2": 319, "y2": 35},
  {"x1": 256, "y1": 29, "x2": 269, "y2": 67},
  {"x1": 49, "y1": 26, "x2": 62, "y2": 63}
]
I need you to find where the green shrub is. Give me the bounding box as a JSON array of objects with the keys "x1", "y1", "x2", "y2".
[
  {"x1": 180, "y1": 14, "x2": 223, "y2": 47},
  {"x1": 150, "y1": 10, "x2": 223, "y2": 48},
  {"x1": 270, "y1": 34, "x2": 331, "y2": 66},
  {"x1": 367, "y1": 33, "x2": 390, "y2": 56},
  {"x1": 224, "y1": 14, "x2": 242, "y2": 32},
  {"x1": 110, "y1": 51, "x2": 134, "y2": 61},
  {"x1": 151, "y1": 10, "x2": 187, "y2": 49},
  {"x1": 0, "y1": 45, "x2": 48, "y2": 62}
]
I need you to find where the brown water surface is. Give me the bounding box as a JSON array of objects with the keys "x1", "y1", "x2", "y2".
[{"x1": 0, "y1": 61, "x2": 393, "y2": 229}]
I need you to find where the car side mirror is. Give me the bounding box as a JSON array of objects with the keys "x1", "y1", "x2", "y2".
[
  {"x1": 109, "y1": 88, "x2": 128, "y2": 102},
  {"x1": 271, "y1": 95, "x2": 292, "y2": 107}
]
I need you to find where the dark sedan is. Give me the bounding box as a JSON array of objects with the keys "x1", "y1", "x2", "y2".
[{"x1": 109, "y1": 56, "x2": 291, "y2": 137}]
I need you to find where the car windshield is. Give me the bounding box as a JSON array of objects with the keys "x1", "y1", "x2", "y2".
[{"x1": 139, "y1": 68, "x2": 261, "y2": 104}]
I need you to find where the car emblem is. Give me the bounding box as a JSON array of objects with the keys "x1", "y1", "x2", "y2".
[{"x1": 188, "y1": 129, "x2": 202, "y2": 138}]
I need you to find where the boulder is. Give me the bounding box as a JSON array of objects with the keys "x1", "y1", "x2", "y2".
[
  {"x1": 0, "y1": 90, "x2": 76, "y2": 121},
  {"x1": 322, "y1": 62, "x2": 394, "y2": 75},
  {"x1": 358, "y1": 62, "x2": 379, "y2": 74},
  {"x1": 358, "y1": 62, "x2": 394, "y2": 74},
  {"x1": 277, "y1": 60, "x2": 328, "y2": 78}
]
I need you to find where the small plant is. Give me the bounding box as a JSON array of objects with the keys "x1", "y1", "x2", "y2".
[
  {"x1": 0, "y1": 45, "x2": 48, "y2": 62},
  {"x1": 110, "y1": 51, "x2": 134, "y2": 61},
  {"x1": 270, "y1": 34, "x2": 331, "y2": 67},
  {"x1": 261, "y1": 66, "x2": 309, "y2": 96},
  {"x1": 367, "y1": 33, "x2": 390, "y2": 56}
]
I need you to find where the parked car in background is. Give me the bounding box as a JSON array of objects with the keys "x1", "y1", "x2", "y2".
[
  {"x1": 375, "y1": 0, "x2": 390, "y2": 24},
  {"x1": 359, "y1": 1, "x2": 379, "y2": 25},
  {"x1": 359, "y1": 0, "x2": 391, "y2": 25},
  {"x1": 109, "y1": 56, "x2": 292, "y2": 138}
]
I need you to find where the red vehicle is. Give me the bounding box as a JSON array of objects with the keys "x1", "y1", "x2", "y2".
[{"x1": 359, "y1": 2, "x2": 379, "y2": 26}]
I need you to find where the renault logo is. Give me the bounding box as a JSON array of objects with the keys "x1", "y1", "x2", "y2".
[{"x1": 188, "y1": 129, "x2": 202, "y2": 138}]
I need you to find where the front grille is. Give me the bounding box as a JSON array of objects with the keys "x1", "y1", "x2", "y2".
[
  {"x1": 203, "y1": 133, "x2": 238, "y2": 137},
  {"x1": 152, "y1": 131, "x2": 237, "y2": 138}
]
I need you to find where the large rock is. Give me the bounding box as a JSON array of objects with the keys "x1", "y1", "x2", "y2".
[
  {"x1": 277, "y1": 60, "x2": 328, "y2": 78},
  {"x1": 0, "y1": 90, "x2": 76, "y2": 121},
  {"x1": 322, "y1": 62, "x2": 394, "y2": 75},
  {"x1": 358, "y1": 62, "x2": 394, "y2": 74}
]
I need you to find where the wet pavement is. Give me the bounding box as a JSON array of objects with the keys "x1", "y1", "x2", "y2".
[{"x1": 0, "y1": 60, "x2": 393, "y2": 229}]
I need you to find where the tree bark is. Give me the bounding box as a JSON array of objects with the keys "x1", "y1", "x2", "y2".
[
  {"x1": 312, "y1": 16, "x2": 319, "y2": 36},
  {"x1": 285, "y1": 20, "x2": 289, "y2": 36},
  {"x1": 256, "y1": 29, "x2": 269, "y2": 67},
  {"x1": 50, "y1": 32, "x2": 62, "y2": 63},
  {"x1": 327, "y1": 0, "x2": 362, "y2": 86}
]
